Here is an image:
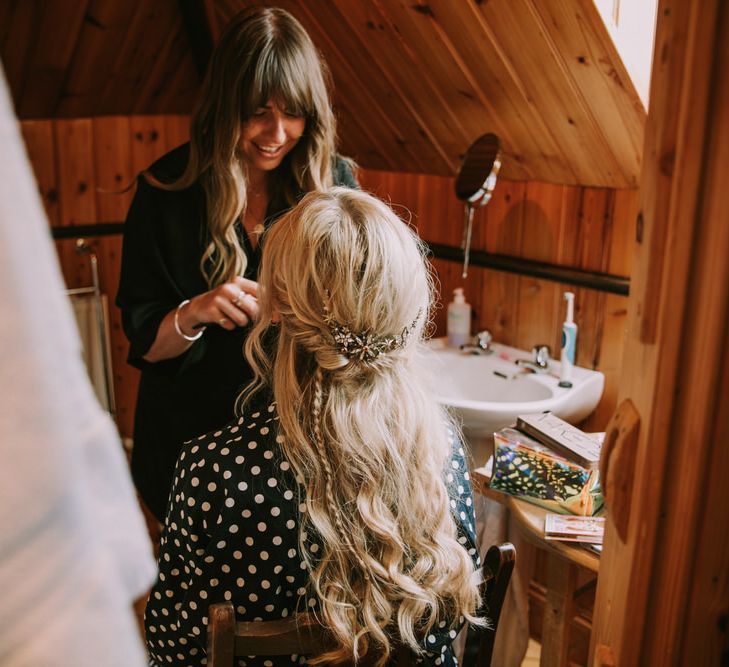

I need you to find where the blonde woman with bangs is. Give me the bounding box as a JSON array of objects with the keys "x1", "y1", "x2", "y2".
[
  {"x1": 145, "y1": 188, "x2": 482, "y2": 667},
  {"x1": 116, "y1": 7, "x2": 357, "y2": 522}
]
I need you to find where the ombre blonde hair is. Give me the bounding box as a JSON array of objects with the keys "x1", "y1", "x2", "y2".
[
  {"x1": 150, "y1": 7, "x2": 336, "y2": 287},
  {"x1": 241, "y1": 188, "x2": 482, "y2": 664}
]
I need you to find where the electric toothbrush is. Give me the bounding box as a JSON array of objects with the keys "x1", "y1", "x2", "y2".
[{"x1": 559, "y1": 292, "x2": 577, "y2": 388}]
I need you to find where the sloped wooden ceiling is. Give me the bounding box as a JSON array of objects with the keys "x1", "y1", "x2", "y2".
[{"x1": 0, "y1": 0, "x2": 646, "y2": 186}]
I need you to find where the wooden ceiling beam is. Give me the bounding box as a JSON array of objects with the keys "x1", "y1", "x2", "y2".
[
  {"x1": 445, "y1": 0, "x2": 577, "y2": 184},
  {"x1": 266, "y1": 0, "x2": 445, "y2": 173},
  {"x1": 56, "y1": 0, "x2": 139, "y2": 118},
  {"x1": 331, "y1": 0, "x2": 458, "y2": 174},
  {"x1": 17, "y1": 0, "x2": 89, "y2": 118},
  {"x1": 283, "y1": 0, "x2": 425, "y2": 173},
  {"x1": 2, "y1": 0, "x2": 646, "y2": 186},
  {"x1": 178, "y1": 0, "x2": 214, "y2": 80},
  {"x1": 525, "y1": 0, "x2": 643, "y2": 186}
]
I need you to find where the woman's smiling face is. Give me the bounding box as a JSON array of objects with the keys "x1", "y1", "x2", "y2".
[{"x1": 239, "y1": 99, "x2": 306, "y2": 175}]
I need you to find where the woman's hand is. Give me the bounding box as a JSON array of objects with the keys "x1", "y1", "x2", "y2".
[
  {"x1": 182, "y1": 277, "x2": 259, "y2": 331},
  {"x1": 142, "y1": 277, "x2": 259, "y2": 363}
]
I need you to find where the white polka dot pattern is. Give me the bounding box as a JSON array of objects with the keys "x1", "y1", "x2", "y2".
[{"x1": 145, "y1": 397, "x2": 480, "y2": 666}]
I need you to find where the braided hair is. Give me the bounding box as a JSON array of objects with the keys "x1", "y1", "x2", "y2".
[{"x1": 239, "y1": 189, "x2": 481, "y2": 664}]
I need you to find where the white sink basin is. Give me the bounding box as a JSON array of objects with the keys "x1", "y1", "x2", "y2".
[{"x1": 425, "y1": 339, "x2": 605, "y2": 437}]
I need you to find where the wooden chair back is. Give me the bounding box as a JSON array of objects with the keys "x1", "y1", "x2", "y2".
[
  {"x1": 207, "y1": 542, "x2": 516, "y2": 667},
  {"x1": 207, "y1": 606, "x2": 336, "y2": 665},
  {"x1": 463, "y1": 542, "x2": 517, "y2": 666}
]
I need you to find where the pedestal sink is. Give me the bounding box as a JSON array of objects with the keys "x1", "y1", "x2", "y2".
[{"x1": 425, "y1": 339, "x2": 605, "y2": 439}]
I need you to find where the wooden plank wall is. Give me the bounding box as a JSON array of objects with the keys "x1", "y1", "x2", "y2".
[
  {"x1": 19, "y1": 115, "x2": 637, "y2": 439},
  {"x1": 20, "y1": 114, "x2": 190, "y2": 437},
  {"x1": 358, "y1": 170, "x2": 638, "y2": 431}
]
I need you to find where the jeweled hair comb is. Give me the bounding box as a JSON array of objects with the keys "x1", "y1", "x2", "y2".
[{"x1": 323, "y1": 303, "x2": 421, "y2": 363}]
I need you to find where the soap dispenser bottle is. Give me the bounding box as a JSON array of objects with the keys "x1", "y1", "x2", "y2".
[
  {"x1": 447, "y1": 287, "x2": 471, "y2": 347},
  {"x1": 559, "y1": 291, "x2": 577, "y2": 387}
]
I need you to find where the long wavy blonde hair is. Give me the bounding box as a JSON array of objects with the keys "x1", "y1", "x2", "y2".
[
  {"x1": 150, "y1": 7, "x2": 336, "y2": 287},
  {"x1": 241, "y1": 189, "x2": 482, "y2": 664}
]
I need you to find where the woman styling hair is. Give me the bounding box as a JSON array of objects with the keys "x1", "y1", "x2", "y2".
[
  {"x1": 145, "y1": 189, "x2": 482, "y2": 666},
  {"x1": 116, "y1": 7, "x2": 357, "y2": 522}
]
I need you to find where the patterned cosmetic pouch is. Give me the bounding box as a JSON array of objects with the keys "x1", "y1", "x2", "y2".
[{"x1": 489, "y1": 427, "x2": 603, "y2": 516}]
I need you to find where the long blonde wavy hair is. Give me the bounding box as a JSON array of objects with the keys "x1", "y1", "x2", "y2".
[
  {"x1": 241, "y1": 188, "x2": 482, "y2": 664},
  {"x1": 150, "y1": 6, "x2": 336, "y2": 287}
]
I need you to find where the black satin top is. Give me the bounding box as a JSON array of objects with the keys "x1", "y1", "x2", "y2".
[{"x1": 116, "y1": 144, "x2": 357, "y2": 519}]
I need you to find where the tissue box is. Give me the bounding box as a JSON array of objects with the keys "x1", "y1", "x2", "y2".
[{"x1": 489, "y1": 427, "x2": 603, "y2": 516}]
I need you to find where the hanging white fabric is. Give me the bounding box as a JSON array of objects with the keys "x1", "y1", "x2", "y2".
[{"x1": 0, "y1": 63, "x2": 156, "y2": 667}]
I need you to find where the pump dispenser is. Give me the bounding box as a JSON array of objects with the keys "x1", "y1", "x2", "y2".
[
  {"x1": 447, "y1": 288, "x2": 471, "y2": 347},
  {"x1": 559, "y1": 292, "x2": 577, "y2": 388}
]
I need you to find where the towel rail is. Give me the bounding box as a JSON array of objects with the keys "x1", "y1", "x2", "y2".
[{"x1": 66, "y1": 239, "x2": 116, "y2": 417}]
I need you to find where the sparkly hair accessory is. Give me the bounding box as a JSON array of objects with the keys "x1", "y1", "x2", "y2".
[{"x1": 323, "y1": 304, "x2": 421, "y2": 362}]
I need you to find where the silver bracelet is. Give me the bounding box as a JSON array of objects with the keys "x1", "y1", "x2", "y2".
[{"x1": 174, "y1": 299, "x2": 204, "y2": 342}]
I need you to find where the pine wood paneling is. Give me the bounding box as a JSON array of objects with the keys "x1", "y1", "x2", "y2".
[
  {"x1": 281, "y1": 0, "x2": 454, "y2": 174},
  {"x1": 514, "y1": 182, "x2": 565, "y2": 362},
  {"x1": 19, "y1": 115, "x2": 188, "y2": 438},
  {"x1": 589, "y1": 293, "x2": 628, "y2": 428},
  {"x1": 15, "y1": 0, "x2": 88, "y2": 118},
  {"x1": 428, "y1": 0, "x2": 574, "y2": 183},
  {"x1": 98, "y1": 2, "x2": 187, "y2": 116},
  {"x1": 55, "y1": 0, "x2": 139, "y2": 118},
  {"x1": 526, "y1": 0, "x2": 644, "y2": 183},
  {"x1": 590, "y1": 1, "x2": 729, "y2": 664},
  {"x1": 0, "y1": 0, "x2": 36, "y2": 102},
  {"x1": 359, "y1": 168, "x2": 637, "y2": 431},
  {"x1": 96, "y1": 235, "x2": 138, "y2": 439},
  {"x1": 54, "y1": 118, "x2": 97, "y2": 227},
  {"x1": 380, "y1": 1, "x2": 537, "y2": 181},
  {"x1": 165, "y1": 114, "x2": 191, "y2": 153},
  {"x1": 676, "y1": 13, "x2": 729, "y2": 656},
  {"x1": 53, "y1": 119, "x2": 99, "y2": 321},
  {"x1": 56, "y1": 235, "x2": 139, "y2": 436},
  {"x1": 3, "y1": 1, "x2": 645, "y2": 186},
  {"x1": 20, "y1": 120, "x2": 59, "y2": 226},
  {"x1": 130, "y1": 115, "x2": 168, "y2": 174},
  {"x1": 270, "y1": 0, "x2": 418, "y2": 173},
  {"x1": 131, "y1": 9, "x2": 195, "y2": 115},
  {"x1": 681, "y1": 317, "x2": 729, "y2": 664},
  {"x1": 476, "y1": 181, "x2": 527, "y2": 346},
  {"x1": 92, "y1": 116, "x2": 133, "y2": 221},
  {"x1": 640, "y1": 1, "x2": 729, "y2": 659},
  {"x1": 331, "y1": 1, "x2": 475, "y2": 171},
  {"x1": 19, "y1": 115, "x2": 635, "y2": 441}
]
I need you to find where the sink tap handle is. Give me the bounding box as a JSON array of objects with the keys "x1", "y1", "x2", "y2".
[
  {"x1": 532, "y1": 344, "x2": 551, "y2": 368},
  {"x1": 476, "y1": 330, "x2": 492, "y2": 350}
]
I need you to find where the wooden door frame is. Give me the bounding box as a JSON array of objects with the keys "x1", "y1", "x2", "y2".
[{"x1": 590, "y1": 0, "x2": 729, "y2": 664}]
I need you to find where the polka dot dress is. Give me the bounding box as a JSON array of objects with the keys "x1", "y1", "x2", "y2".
[{"x1": 145, "y1": 392, "x2": 480, "y2": 666}]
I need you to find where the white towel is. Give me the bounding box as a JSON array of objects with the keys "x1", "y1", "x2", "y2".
[
  {"x1": 70, "y1": 293, "x2": 114, "y2": 413},
  {"x1": 0, "y1": 63, "x2": 156, "y2": 666}
]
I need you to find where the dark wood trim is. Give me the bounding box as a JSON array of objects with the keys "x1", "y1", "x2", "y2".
[
  {"x1": 49, "y1": 226, "x2": 630, "y2": 297},
  {"x1": 51, "y1": 223, "x2": 125, "y2": 239},
  {"x1": 178, "y1": 0, "x2": 214, "y2": 79},
  {"x1": 427, "y1": 242, "x2": 630, "y2": 296}
]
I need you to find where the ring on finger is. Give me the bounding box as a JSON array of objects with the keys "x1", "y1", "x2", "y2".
[
  {"x1": 233, "y1": 291, "x2": 244, "y2": 307},
  {"x1": 218, "y1": 317, "x2": 229, "y2": 326}
]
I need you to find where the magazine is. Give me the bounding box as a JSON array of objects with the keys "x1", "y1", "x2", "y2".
[{"x1": 544, "y1": 513, "x2": 605, "y2": 544}]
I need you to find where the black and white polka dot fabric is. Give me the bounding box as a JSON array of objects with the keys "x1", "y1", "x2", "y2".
[{"x1": 145, "y1": 392, "x2": 480, "y2": 666}]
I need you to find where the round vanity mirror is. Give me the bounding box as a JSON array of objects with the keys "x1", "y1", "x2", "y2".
[
  {"x1": 455, "y1": 133, "x2": 502, "y2": 205},
  {"x1": 455, "y1": 133, "x2": 502, "y2": 277}
]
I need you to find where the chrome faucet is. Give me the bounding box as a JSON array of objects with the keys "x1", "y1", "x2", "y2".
[
  {"x1": 460, "y1": 330, "x2": 493, "y2": 355},
  {"x1": 515, "y1": 344, "x2": 551, "y2": 372}
]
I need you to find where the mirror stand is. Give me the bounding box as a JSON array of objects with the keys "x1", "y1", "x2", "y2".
[
  {"x1": 461, "y1": 203, "x2": 476, "y2": 279},
  {"x1": 455, "y1": 133, "x2": 502, "y2": 278}
]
